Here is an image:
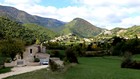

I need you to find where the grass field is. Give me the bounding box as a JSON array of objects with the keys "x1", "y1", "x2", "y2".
[
  {"x1": 5, "y1": 56, "x2": 140, "y2": 79},
  {"x1": 0, "y1": 67, "x2": 12, "y2": 74}
]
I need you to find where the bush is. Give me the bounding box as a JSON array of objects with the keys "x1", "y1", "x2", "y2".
[
  {"x1": 50, "y1": 51, "x2": 60, "y2": 57},
  {"x1": 121, "y1": 58, "x2": 133, "y2": 68},
  {"x1": 121, "y1": 52, "x2": 140, "y2": 69},
  {"x1": 5, "y1": 58, "x2": 11, "y2": 63},
  {"x1": 50, "y1": 50, "x2": 65, "y2": 60},
  {"x1": 34, "y1": 58, "x2": 40, "y2": 62},
  {"x1": 73, "y1": 44, "x2": 86, "y2": 56},
  {"x1": 111, "y1": 38, "x2": 140, "y2": 56},
  {"x1": 64, "y1": 47, "x2": 79, "y2": 64},
  {"x1": 49, "y1": 59, "x2": 60, "y2": 72},
  {"x1": 121, "y1": 60, "x2": 140, "y2": 69}
]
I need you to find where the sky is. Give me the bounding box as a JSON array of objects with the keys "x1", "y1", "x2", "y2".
[{"x1": 0, "y1": 0, "x2": 140, "y2": 29}]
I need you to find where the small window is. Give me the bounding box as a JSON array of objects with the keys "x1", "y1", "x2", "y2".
[{"x1": 30, "y1": 49, "x2": 32, "y2": 54}]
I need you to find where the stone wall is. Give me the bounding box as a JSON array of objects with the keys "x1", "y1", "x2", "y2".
[{"x1": 4, "y1": 61, "x2": 16, "y2": 67}]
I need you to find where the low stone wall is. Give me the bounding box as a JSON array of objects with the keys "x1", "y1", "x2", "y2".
[
  {"x1": 4, "y1": 61, "x2": 16, "y2": 67},
  {"x1": 50, "y1": 57, "x2": 64, "y2": 67},
  {"x1": 5, "y1": 60, "x2": 27, "y2": 67},
  {"x1": 4, "y1": 59, "x2": 42, "y2": 67}
]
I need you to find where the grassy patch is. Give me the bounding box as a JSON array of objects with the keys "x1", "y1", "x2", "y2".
[
  {"x1": 47, "y1": 50, "x2": 65, "y2": 55},
  {"x1": 133, "y1": 54, "x2": 140, "y2": 61},
  {"x1": 0, "y1": 67, "x2": 12, "y2": 74},
  {"x1": 5, "y1": 56, "x2": 140, "y2": 79},
  {"x1": 47, "y1": 49, "x2": 65, "y2": 59}
]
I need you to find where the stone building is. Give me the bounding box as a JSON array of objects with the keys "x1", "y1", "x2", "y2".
[{"x1": 5, "y1": 44, "x2": 50, "y2": 67}]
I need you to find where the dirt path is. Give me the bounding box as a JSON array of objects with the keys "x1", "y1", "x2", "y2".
[{"x1": 0, "y1": 65, "x2": 48, "y2": 79}]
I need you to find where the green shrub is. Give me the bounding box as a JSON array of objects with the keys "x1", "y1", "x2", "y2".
[
  {"x1": 111, "y1": 38, "x2": 140, "y2": 56},
  {"x1": 50, "y1": 50, "x2": 65, "y2": 60},
  {"x1": 64, "y1": 47, "x2": 79, "y2": 64},
  {"x1": 34, "y1": 58, "x2": 40, "y2": 62},
  {"x1": 121, "y1": 52, "x2": 140, "y2": 69},
  {"x1": 5, "y1": 58, "x2": 11, "y2": 63},
  {"x1": 50, "y1": 50, "x2": 60, "y2": 57},
  {"x1": 121, "y1": 60, "x2": 140, "y2": 69}
]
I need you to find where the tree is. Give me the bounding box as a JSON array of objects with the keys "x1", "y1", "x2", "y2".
[
  {"x1": 0, "y1": 39, "x2": 25, "y2": 60},
  {"x1": 35, "y1": 39, "x2": 41, "y2": 45},
  {"x1": 121, "y1": 38, "x2": 140, "y2": 54},
  {"x1": 110, "y1": 38, "x2": 140, "y2": 56},
  {"x1": 111, "y1": 36, "x2": 124, "y2": 46},
  {"x1": 64, "y1": 47, "x2": 79, "y2": 64}
]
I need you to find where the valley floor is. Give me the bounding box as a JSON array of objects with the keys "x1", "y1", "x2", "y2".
[{"x1": 4, "y1": 56, "x2": 140, "y2": 79}]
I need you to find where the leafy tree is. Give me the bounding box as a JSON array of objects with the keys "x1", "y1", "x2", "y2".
[
  {"x1": 35, "y1": 39, "x2": 41, "y2": 45},
  {"x1": 111, "y1": 41, "x2": 125, "y2": 56},
  {"x1": 0, "y1": 39, "x2": 25, "y2": 60},
  {"x1": 111, "y1": 36, "x2": 124, "y2": 46},
  {"x1": 64, "y1": 47, "x2": 79, "y2": 64},
  {"x1": 121, "y1": 39, "x2": 140, "y2": 54},
  {"x1": 110, "y1": 37, "x2": 140, "y2": 56},
  {"x1": 73, "y1": 43, "x2": 86, "y2": 56}
]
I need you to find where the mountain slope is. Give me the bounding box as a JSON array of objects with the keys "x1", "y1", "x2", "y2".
[
  {"x1": 110, "y1": 26, "x2": 140, "y2": 37},
  {"x1": 124, "y1": 25, "x2": 140, "y2": 36},
  {"x1": 60, "y1": 18, "x2": 103, "y2": 37},
  {"x1": 23, "y1": 23, "x2": 56, "y2": 39},
  {"x1": 111, "y1": 27, "x2": 126, "y2": 34},
  {"x1": 0, "y1": 5, "x2": 65, "y2": 30},
  {"x1": 97, "y1": 26, "x2": 140, "y2": 38},
  {"x1": 0, "y1": 17, "x2": 56, "y2": 45}
]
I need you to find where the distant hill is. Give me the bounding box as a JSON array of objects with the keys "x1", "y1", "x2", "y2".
[
  {"x1": 124, "y1": 25, "x2": 140, "y2": 36},
  {"x1": 0, "y1": 5, "x2": 65, "y2": 30},
  {"x1": 111, "y1": 27, "x2": 126, "y2": 34},
  {"x1": 97, "y1": 26, "x2": 140, "y2": 38},
  {"x1": 110, "y1": 26, "x2": 140, "y2": 37},
  {"x1": 60, "y1": 18, "x2": 103, "y2": 37}
]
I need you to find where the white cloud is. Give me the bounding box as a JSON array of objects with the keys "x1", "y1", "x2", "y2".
[
  {"x1": 122, "y1": 16, "x2": 140, "y2": 25},
  {"x1": 1, "y1": 0, "x2": 140, "y2": 29}
]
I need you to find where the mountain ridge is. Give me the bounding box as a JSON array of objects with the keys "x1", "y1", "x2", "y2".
[
  {"x1": 0, "y1": 5, "x2": 65, "y2": 30},
  {"x1": 97, "y1": 26, "x2": 140, "y2": 38},
  {"x1": 1, "y1": 5, "x2": 139, "y2": 38},
  {"x1": 60, "y1": 18, "x2": 103, "y2": 37}
]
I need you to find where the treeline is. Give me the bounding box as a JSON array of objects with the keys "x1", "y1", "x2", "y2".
[{"x1": 110, "y1": 36, "x2": 140, "y2": 55}]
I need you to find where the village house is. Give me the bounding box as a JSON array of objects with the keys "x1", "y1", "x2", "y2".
[{"x1": 5, "y1": 44, "x2": 50, "y2": 67}]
